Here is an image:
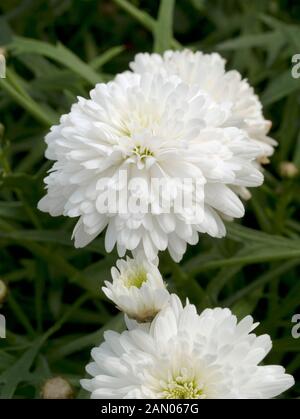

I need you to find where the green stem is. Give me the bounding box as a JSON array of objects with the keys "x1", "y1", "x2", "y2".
[
  {"x1": 7, "y1": 294, "x2": 36, "y2": 337},
  {"x1": 162, "y1": 253, "x2": 209, "y2": 306},
  {"x1": 113, "y1": 0, "x2": 181, "y2": 49},
  {"x1": 0, "y1": 78, "x2": 56, "y2": 127}
]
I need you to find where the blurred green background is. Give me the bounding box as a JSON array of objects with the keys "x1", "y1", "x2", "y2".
[{"x1": 0, "y1": 0, "x2": 300, "y2": 399}]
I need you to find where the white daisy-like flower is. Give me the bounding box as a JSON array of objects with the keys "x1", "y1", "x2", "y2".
[
  {"x1": 81, "y1": 295, "x2": 294, "y2": 399},
  {"x1": 130, "y1": 49, "x2": 276, "y2": 164},
  {"x1": 102, "y1": 256, "x2": 170, "y2": 322},
  {"x1": 38, "y1": 69, "x2": 264, "y2": 262}
]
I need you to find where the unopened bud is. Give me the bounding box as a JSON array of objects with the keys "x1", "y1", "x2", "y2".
[
  {"x1": 0, "y1": 280, "x2": 8, "y2": 304},
  {"x1": 41, "y1": 377, "x2": 74, "y2": 399},
  {"x1": 258, "y1": 156, "x2": 270, "y2": 165},
  {"x1": 279, "y1": 162, "x2": 299, "y2": 179},
  {"x1": 239, "y1": 186, "x2": 252, "y2": 201},
  {"x1": 0, "y1": 123, "x2": 4, "y2": 139}
]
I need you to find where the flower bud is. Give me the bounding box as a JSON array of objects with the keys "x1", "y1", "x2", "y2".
[
  {"x1": 0, "y1": 280, "x2": 8, "y2": 304},
  {"x1": 0, "y1": 123, "x2": 4, "y2": 139},
  {"x1": 41, "y1": 377, "x2": 73, "y2": 399},
  {"x1": 279, "y1": 162, "x2": 299, "y2": 179},
  {"x1": 0, "y1": 47, "x2": 7, "y2": 57},
  {"x1": 258, "y1": 156, "x2": 270, "y2": 165}
]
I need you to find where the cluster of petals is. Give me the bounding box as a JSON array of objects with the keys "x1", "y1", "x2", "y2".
[
  {"x1": 81, "y1": 295, "x2": 294, "y2": 399},
  {"x1": 38, "y1": 50, "x2": 274, "y2": 262},
  {"x1": 35, "y1": 46, "x2": 292, "y2": 399},
  {"x1": 102, "y1": 256, "x2": 170, "y2": 322}
]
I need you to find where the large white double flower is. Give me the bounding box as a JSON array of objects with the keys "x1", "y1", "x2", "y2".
[
  {"x1": 38, "y1": 50, "x2": 269, "y2": 261},
  {"x1": 81, "y1": 295, "x2": 294, "y2": 399}
]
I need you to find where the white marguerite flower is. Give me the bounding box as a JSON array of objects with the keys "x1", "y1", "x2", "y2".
[
  {"x1": 81, "y1": 295, "x2": 294, "y2": 399},
  {"x1": 38, "y1": 69, "x2": 264, "y2": 262},
  {"x1": 102, "y1": 256, "x2": 170, "y2": 322},
  {"x1": 130, "y1": 49, "x2": 276, "y2": 165}
]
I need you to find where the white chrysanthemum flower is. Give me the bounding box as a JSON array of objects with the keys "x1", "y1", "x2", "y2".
[
  {"x1": 102, "y1": 256, "x2": 170, "y2": 322},
  {"x1": 130, "y1": 50, "x2": 276, "y2": 163},
  {"x1": 38, "y1": 70, "x2": 264, "y2": 261},
  {"x1": 81, "y1": 295, "x2": 294, "y2": 399}
]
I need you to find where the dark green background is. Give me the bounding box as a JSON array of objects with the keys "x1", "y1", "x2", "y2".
[{"x1": 0, "y1": 0, "x2": 299, "y2": 399}]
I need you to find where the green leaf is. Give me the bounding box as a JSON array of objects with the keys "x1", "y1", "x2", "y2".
[
  {"x1": 0, "y1": 17, "x2": 13, "y2": 45},
  {"x1": 278, "y1": 94, "x2": 299, "y2": 161},
  {"x1": 113, "y1": 0, "x2": 154, "y2": 31},
  {"x1": 0, "y1": 76, "x2": 58, "y2": 127},
  {"x1": 0, "y1": 202, "x2": 25, "y2": 221},
  {"x1": 29, "y1": 70, "x2": 83, "y2": 94},
  {"x1": 186, "y1": 243, "x2": 300, "y2": 276},
  {"x1": 273, "y1": 338, "x2": 300, "y2": 353},
  {"x1": 0, "y1": 336, "x2": 44, "y2": 398},
  {"x1": 7, "y1": 293, "x2": 35, "y2": 337},
  {"x1": 262, "y1": 70, "x2": 300, "y2": 105},
  {"x1": 190, "y1": 0, "x2": 205, "y2": 11},
  {"x1": 259, "y1": 14, "x2": 300, "y2": 50},
  {"x1": 0, "y1": 229, "x2": 106, "y2": 255},
  {"x1": 226, "y1": 223, "x2": 300, "y2": 249},
  {"x1": 89, "y1": 46, "x2": 125, "y2": 70},
  {"x1": 154, "y1": 0, "x2": 175, "y2": 53},
  {"x1": 162, "y1": 252, "x2": 208, "y2": 306},
  {"x1": 217, "y1": 32, "x2": 283, "y2": 51},
  {"x1": 112, "y1": 0, "x2": 181, "y2": 49},
  {"x1": 9, "y1": 37, "x2": 103, "y2": 86},
  {"x1": 0, "y1": 224, "x2": 107, "y2": 294},
  {"x1": 47, "y1": 314, "x2": 124, "y2": 361},
  {"x1": 224, "y1": 260, "x2": 300, "y2": 306},
  {"x1": 206, "y1": 247, "x2": 252, "y2": 301},
  {"x1": 0, "y1": 351, "x2": 15, "y2": 372}
]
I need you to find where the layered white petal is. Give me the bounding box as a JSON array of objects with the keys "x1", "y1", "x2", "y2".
[
  {"x1": 81, "y1": 295, "x2": 294, "y2": 399},
  {"x1": 102, "y1": 256, "x2": 170, "y2": 322},
  {"x1": 130, "y1": 49, "x2": 276, "y2": 160},
  {"x1": 39, "y1": 69, "x2": 265, "y2": 261}
]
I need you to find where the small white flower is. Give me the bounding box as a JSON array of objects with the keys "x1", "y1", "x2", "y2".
[
  {"x1": 38, "y1": 69, "x2": 264, "y2": 262},
  {"x1": 102, "y1": 256, "x2": 170, "y2": 322},
  {"x1": 81, "y1": 295, "x2": 294, "y2": 399}
]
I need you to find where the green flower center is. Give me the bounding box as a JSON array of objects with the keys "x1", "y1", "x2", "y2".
[
  {"x1": 123, "y1": 269, "x2": 148, "y2": 289},
  {"x1": 162, "y1": 377, "x2": 205, "y2": 399},
  {"x1": 133, "y1": 145, "x2": 154, "y2": 160}
]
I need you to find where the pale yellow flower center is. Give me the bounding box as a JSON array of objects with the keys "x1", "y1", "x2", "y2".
[
  {"x1": 161, "y1": 376, "x2": 206, "y2": 399},
  {"x1": 133, "y1": 145, "x2": 154, "y2": 160},
  {"x1": 163, "y1": 381, "x2": 205, "y2": 399},
  {"x1": 123, "y1": 269, "x2": 148, "y2": 289}
]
